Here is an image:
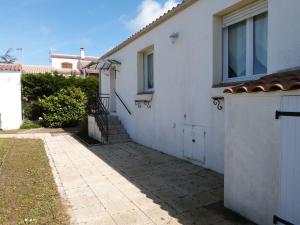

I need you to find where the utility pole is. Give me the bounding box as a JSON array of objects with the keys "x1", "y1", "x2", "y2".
[{"x1": 16, "y1": 48, "x2": 23, "y2": 63}]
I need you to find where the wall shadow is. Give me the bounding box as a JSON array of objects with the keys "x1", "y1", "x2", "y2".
[{"x1": 88, "y1": 141, "x2": 254, "y2": 225}]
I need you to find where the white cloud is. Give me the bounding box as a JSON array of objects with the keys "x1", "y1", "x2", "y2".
[
  {"x1": 122, "y1": 0, "x2": 179, "y2": 32},
  {"x1": 78, "y1": 37, "x2": 91, "y2": 46},
  {"x1": 39, "y1": 26, "x2": 51, "y2": 35}
]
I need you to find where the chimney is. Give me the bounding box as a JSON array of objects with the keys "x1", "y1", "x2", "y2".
[{"x1": 80, "y1": 48, "x2": 85, "y2": 59}]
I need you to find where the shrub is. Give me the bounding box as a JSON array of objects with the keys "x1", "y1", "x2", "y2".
[
  {"x1": 38, "y1": 87, "x2": 87, "y2": 128},
  {"x1": 20, "y1": 119, "x2": 41, "y2": 129},
  {"x1": 23, "y1": 101, "x2": 43, "y2": 121}
]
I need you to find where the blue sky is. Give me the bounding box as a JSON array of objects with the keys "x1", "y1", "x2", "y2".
[{"x1": 0, "y1": 0, "x2": 179, "y2": 65}]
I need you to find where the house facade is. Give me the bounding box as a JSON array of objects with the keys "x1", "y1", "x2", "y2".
[
  {"x1": 0, "y1": 64, "x2": 22, "y2": 130},
  {"x1": 90, "y1": 0, "x2": 300, "y2": 224},
  {"x1": 50, "y1": 48, "x2": 99, "y2": 77}
]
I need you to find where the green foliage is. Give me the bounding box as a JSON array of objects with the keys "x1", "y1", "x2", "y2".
[
  {"x1": 38, "y1": 87, "x2": 87, "y2": 128},
  {"x1": 22, "y1": 73, "x2": 99, "y2": 121},
  {"x1": 23, "y1": 101, "x2": 43, "y2": 121},
  {"x1": 20, "y1": 119, "x2": 41, "y2": 129}
]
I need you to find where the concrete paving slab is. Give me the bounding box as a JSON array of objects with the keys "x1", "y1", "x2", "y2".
[{"x1": 0, "y1": 133, "x2": 254, "y2": 225}]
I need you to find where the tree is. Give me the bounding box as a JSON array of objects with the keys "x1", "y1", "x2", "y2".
[{"x1": 0, "y1": 48, "x2": 16, "y2": 64}]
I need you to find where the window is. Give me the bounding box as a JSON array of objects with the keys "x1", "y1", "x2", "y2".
[
  {"x1": 223, "y1": 1, "x2": 268, "y2": 82},
  {"x1": 138, "y1": 46, "x2": 154, "y2": 93},
  {"x1": 144, "y1": 52, "x2": 154, "y2": 90},
  {"x1": 61, "y1": 62, "x2": 73, "y2": 69}
]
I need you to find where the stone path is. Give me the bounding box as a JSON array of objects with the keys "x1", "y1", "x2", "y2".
[{"x1": 0, "y1": 133, "x2": 253, "y2": 225}]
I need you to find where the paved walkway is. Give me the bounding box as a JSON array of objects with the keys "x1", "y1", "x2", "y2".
[{"x1": 0, "y1": 133, "x2": 253, "y2": 225}]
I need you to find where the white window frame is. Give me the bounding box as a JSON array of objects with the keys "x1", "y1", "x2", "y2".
[
  {"x1": 143, "y1": 51, "x2": 154, "y2": 92},
  {"x1": 222, "y1": 0, "x2": 268, "y2": 83}
]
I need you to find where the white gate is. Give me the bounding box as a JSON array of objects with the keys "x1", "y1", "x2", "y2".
[
  {"x1": 278, "y1": 96, "x2": 300, "y2": 225},
  {"x1": 183, "y1": 125, "x2": 205, "y2": 164}
]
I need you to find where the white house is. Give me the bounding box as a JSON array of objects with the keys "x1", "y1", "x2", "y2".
[
  {"x1": 0, "y1": 64, "x2": 22, "y2": 130},
  {"x1": 89, "y1": 0, "x2": 300, "y2": 224},
  {"x1": 50, "y1": 48, "x2": 99, "y2": 77}
]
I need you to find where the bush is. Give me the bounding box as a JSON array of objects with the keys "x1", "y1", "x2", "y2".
[
  {"x1": 23, "y1": 101, "x2": 43, "y2": 121},
  {"x1": 38, "y1": 87, "x2": 87, "y2": 128},
  {"x1": 22, "y1": 74, "x2": 99, "y2": 120},
  {"x1": 20, "y1": 119, "x2": 41, "y2": 129}
]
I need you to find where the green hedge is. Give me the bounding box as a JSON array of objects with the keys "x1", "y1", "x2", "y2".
[
  {"x1": 22, "y1": 73, "x2": 99, "y2": 126},
  {"x1": 38, "y1": 87, "x2": 87, "y2": 128}
]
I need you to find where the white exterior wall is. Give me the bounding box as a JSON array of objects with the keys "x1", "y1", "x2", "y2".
[
  {"x1": 224, "y1": 90, "x2": 300, "y2": 225},
  {"x1": 51, "y1": 58, "x2": 79, "y2": 70},
  {"x1": 101, "y1": 0, "x2": 247, "y2": 174},
  {"x1": 100, "y1": 0, "x2": 300, "y2": 176},
  {"x1": 223, "y1": 1, "x2": 300, "y2": 224},
  {"x1": 0, "y1": 72, "x2": 22, "y2": 130}
]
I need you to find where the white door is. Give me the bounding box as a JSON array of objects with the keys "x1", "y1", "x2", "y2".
[
  {"x1": 183, "y1": 125, "x2": 205, "y2": 164},
  {"x1": 109, "y1": 69, "x2": 116, "y2": 112},
  {"x1": 279, "y1": 96, "x2": 300, "y2": 225}
]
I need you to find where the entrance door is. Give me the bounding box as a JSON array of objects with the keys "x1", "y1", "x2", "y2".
[
  {"x1": 183, "y1": 125, "x2": 205, "y2": 164},
  {"x1": 279, "y1": 96, "x2": 300, "y2": 224},
  {"x1": 109, "y1": 69, "x2": 116, "y2": 112}
]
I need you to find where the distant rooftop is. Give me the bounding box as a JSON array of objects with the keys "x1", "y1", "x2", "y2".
[
  {"x1": 51, "y1": 53, "x2": 98, "y2": 61},
  {"x1": 0, "y1": 63, "x2": 22, "y2": 72}
]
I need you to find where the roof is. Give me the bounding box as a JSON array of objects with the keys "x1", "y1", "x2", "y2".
[
  {"x1": 22, "y1": 64, "x2": 98, "y2": 75},
  {"x1": 224, "y1": 69, "x2": 300, "y2": 94},
  {"x1": 22, "y1": 65, "x2": 53, "y2": 74},
  {"x1": 22, "y1": 65, "x2": 81, "y2": 75},
  {"x1": 51, "y1": 54, "x2": 98, "y2": 61},
  {"x1": 0, "y1": 63, "x2": 22, "y2": 72},
  {"x1": 79, "y1": 61, "x2": 99, "y2": 74},
  {"x1": 100, "y1": 0, "x2": 198, "y2": 60}
]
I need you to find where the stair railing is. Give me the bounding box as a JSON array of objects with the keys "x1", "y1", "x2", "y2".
[
  {"x1": 91, "y1": 95, "x2": 110, "y2": 143},
  {"x1": 114, "y1": 90, "x2": 132, "y2": 115}
]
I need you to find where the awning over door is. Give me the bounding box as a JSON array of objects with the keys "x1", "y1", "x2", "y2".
[{"x1": 83, "y1": 59, "x2": 121, "y2": 71}]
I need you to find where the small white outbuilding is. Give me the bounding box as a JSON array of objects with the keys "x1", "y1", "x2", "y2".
[{"x1": 0, "y1": 64, "x2": 22, "y2": 130}]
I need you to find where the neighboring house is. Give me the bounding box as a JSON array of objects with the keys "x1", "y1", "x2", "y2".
[
  {"x1": 50, "y1": 48, "x2": 99, "y2": 77},
  {"x1": 0, "y1": 64, "x2": 22, "y2": 130},
  {"x1": 22, "y1": 64, "x2": 82, "y2": 76},
  {"x1": 88, "y1": 0, "x2": 300, "y2": 224}
]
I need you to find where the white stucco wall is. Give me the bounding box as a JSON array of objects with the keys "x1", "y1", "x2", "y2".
[
  {"x1": 100, "y1": 0, "x2": 250, "y2": 174},
  {"x1": 0, "y1": 71, "x2": 22, "y2": 130},
  {"x1": 96, "y1": 0, "x2": 300, "y2": 223},
  {"x1": 100, "y1": 0, "x2": 300, "y2": 175},
  {"x1": 224, "y1": 90, "x2": 300, "y2": 225},
  {"x1": 51, "y1": 58, "x2": 79, "y2": 70}
]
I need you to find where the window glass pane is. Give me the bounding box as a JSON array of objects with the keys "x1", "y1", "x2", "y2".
[
  {"x1": 228, "y1": 20, "x2": 246, "y2": 78},
  {"x1": 147, "y1": 53, "x2": 154, "y2": 89},
  {"x1": 254, "y1": 12, "x2": 268, "y2": 74}
]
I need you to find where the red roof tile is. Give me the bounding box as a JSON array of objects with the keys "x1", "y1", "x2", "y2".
[
  {"x1": 0, "y1": 63, "x2": 22, "y2": 72},
  {"x1": 224, "y1": 69, "x2": 300, "y2": 94}
]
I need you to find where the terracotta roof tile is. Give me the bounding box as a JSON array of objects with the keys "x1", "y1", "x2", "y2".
[
  {"x1": 22, "y1": 65, "x2": 81, "y2": 75},
  {"x1": 22, "y1": 65, "x2": 53, "y2": 74},
  {"x1": 224, "y1": 69, "x2": 300, "y2": 94},
  {"x1": 0, "y1": 63, "x2": 22, "y2": 72}
]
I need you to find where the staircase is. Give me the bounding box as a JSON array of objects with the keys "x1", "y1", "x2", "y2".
[
  {"x1": 106, "y1": 115, "x2": 131, "y2": 144},
  {"x1": 91, "y1": 94, "x2": 131, "y2": 145}
]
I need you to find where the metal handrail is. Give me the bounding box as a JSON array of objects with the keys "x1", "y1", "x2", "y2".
[
  {"x1": 114, "y1": 90, "x2": 132, "y2": 115},
  {"x1": 92, "y1": 95, "x2": 109, "y2": 143}
]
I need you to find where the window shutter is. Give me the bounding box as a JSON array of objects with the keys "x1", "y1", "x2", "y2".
[{"x1": 223, "y1": 0, "x2": 268, "y2": 27}]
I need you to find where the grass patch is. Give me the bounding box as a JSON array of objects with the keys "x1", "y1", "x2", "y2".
[
  {"x1": 20, "y1": 120, "x2": 41, "y2": 130},
  {"x1": 0, "y1": 138, "x2": 69, "y2": 225}
]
